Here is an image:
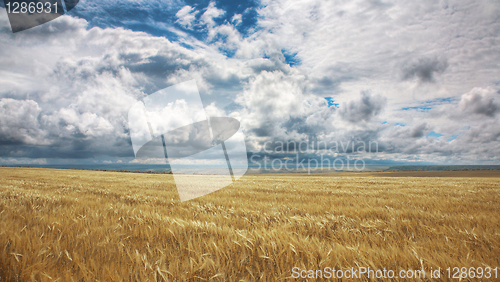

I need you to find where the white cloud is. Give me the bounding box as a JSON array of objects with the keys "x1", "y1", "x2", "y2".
[
  {"x1": 200, "y1": 2, "x2": 225, "y2": 28},
  {"x1": 175, "y1": 5, "x2": 196, "y2": 28},
  {"x1": 231, "y1": 14, "x2": 242, "y2": 26}
]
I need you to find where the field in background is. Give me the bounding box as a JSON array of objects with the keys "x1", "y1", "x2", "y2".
[{"x1": 0, "y1": 167, "x2": 499, "y2": 281}]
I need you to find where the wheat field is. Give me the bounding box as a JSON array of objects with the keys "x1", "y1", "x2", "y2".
[{"x1": 0, "y1": 167, "x2": 499, "y2": 281}]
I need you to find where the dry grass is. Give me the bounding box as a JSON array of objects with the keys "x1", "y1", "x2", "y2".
[{"x1": 0, "y1": 167, "x2": 499, "y2": 281}]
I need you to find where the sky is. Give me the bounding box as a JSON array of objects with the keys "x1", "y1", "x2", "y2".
[{"x1": 0, "y1": 0, "x2": 499, "y2": 166}]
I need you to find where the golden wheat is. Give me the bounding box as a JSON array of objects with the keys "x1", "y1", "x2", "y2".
[{"x1": 0, "y1": 167, "x2": 499, "y2": 281}]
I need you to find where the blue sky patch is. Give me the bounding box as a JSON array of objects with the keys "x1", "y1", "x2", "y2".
[
  {"x1": 427, "y1": 131, "x2": 444, "y2": 139},
  {"x1": 400, "y1": 96, "x2": 458, "y2": 112},
  {"x1": 218, "y1": 46, "x2": 237, "y2": 57},
  {"x1": 401, "y1": 106, "x2": 432, "y2": 112},
  {"x1": 183, "y1": 0, "x2": 260, "y2": 36},
  {"x1": 282, "y1": 49, "x2": 300, "y2": 66},
  {"x1": 263, "y1": 49, "x2": 301, "y2": 66},
  {"x1": 63, "y1": 0, "x2": 261, "y2": 47},
  {"x1": 67, "y1": 1, "x2": 184, "y2": 41},
  {"x1": 324, "y1": 97, "x2": 339, "y2": 108}
]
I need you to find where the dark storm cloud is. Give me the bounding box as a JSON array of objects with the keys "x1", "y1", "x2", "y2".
[
  {"x1": 282, "y1": 116, "x2": 322, "y2": 136},
  {"x1": 383, "y1": 122, "x2": 430, "y2": 140},
  {"x1": 251, "y1": 121, "x2": 274, "y2": 137},
  {"x1": 340, "y1": 91, "x2": 386, "y2": 123},
  {"x1": 307, "y1": 63, "x2": 361, "y2": 96},
  {"x1": 126, "y1": 53, "x2": 208, "y2": 94},
  {"x1": 459, "y1": 89, "x2": 499, "y2": 117},
  {"x1": 401, "y1": 57, "x2": 448, "y2": 83},
  {"x1": 0, "y1": 99, "x2": 43, "y2": 145},
  {"x1": 127, "y1": 53, "x2": 204, "y2": 77},
  {"x1": 409, "y1": 123, "x2": 428, "y2": 138},
  {"x1": 0, "y1": 141, "x2": 134, "y2": 159},
  {"x1": 247, "y1": 58, "x2": 292, "y2": 75}
]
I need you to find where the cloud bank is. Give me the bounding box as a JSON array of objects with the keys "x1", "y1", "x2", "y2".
[{"x1": 0, "y1": 0, "x2": 499, "y2": 165}]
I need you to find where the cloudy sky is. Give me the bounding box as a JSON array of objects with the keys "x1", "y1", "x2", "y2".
[{"x1": 0, "y1": 0, "x2": 499, "y2": 166}]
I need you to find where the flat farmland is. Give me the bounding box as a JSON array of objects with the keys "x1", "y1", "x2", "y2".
[{"x1": 0, "y1": 167, "x2": 499, "y2": 281}]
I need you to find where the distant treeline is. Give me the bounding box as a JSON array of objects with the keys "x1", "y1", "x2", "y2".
[
  {"x1": 1, "y1": 165, "x2": 173, "y2": 174},
  {"x1": 386, "y1": 165, "x2": 500, "y2": 172},
  {"x1": 89, "y1": 168, "x2": 173, "y2": 174}
]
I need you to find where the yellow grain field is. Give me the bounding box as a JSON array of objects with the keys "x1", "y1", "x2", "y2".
[{"x1": 0, "y1": 167, "x2": 499, "y2": 281}]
